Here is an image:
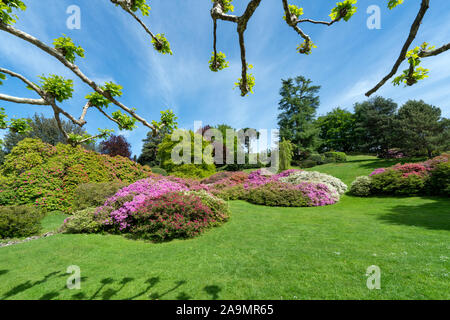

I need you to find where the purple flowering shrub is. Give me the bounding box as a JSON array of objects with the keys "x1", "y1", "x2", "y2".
[
  {"x1": 112, "y1": 192, "x2": 229, "y2": 242},
  {"x1": 62, "y1": 168, "x2": 347, "y2": 241},
  {"x1": 95, "y1": 177, "x2": 189, "y2": 230}
]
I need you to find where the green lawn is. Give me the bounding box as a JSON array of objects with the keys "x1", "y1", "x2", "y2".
[{"x1": 0, "y1": 156, "x2": 448, "y2": 300}]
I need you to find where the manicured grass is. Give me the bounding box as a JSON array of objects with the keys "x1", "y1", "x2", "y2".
[{"x1": 0, "y1": 156, "x2": 448, "y2": 300}]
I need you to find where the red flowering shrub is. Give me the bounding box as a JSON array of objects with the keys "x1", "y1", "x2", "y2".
[
  {"x1": 391, "y1": 163, "x2": 428, "y2": 178},
  {"x1": 123, "y1": 192, "x2": 229, "y2": 242}
]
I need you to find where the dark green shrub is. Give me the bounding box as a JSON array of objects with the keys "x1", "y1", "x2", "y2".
[
  {"x1": 0, "y1": 205, "x2": 43, "y2": 239},
  {"x1": 60, "y1": 208, "x2": 101, "y2": 234},
  {"x1": 428, "y1": 162, "x2": 450, "y2": 196},
  {"x1": 210, "y1": 185, "x2": 247, "y2": 201},
  {"x1": 150, "y1": 167, "x2": 168, "y2": 176},
  {"x1": 371, "y1": 169, "x2": 427, "y2": 195},
  {"x1": 308, "y1": 153, "x2": 325, "y2": 165},
  {"x1": 72, "y1": 182, "x2": 127, "y2": 211},
  {"x1": 324, "y1": 151, "x2": 347, "y2": 163},
  {"x1": 299, "y1": 159, "x2": 317, "y2": 168}
]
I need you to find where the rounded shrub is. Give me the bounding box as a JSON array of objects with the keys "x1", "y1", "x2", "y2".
[
  {"x1": 72, "y1": 182, "x2": 127, "y2": 211},
  {"x1": 279, "y1": 170, "x2": 348, "y2": 195},
  {"x1": 427, "y1": 162, "x2": 450, "y2": 196},
  {"x1": 308, "y1": 153, "x2": 325, "y2": 165},
  {"x1": 350, "y1": 176, "x2": 372, "y2": 196},
  {"x1": 150, "y1": 167, "x2": 168, "y2": 176},
  {"x1": 121, "y1": 192, "x2": 229, "y2": 242},
  {"x1": 299, "y1": 159, "x2": 317, "y2": 168},
  {"x1": 0, "y1": 205, "x2": 43, "y2": 239},
  {"x1": 60, "y1": 208, "x2": 101, "y2": 234},
  {"x1": 324, "y1": 152, "x2": 347, "y2": 163},
  {"x1": 370, "y1": 169, "x2": 427, "y2": 195},
  {"x1": 246, "y1": 181, "x2": 337, "y2": 207}
]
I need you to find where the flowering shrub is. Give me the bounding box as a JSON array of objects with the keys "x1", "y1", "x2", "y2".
[
  {"x1": 353, "y1": 154, "x2": 449, "y2": 196},
  {"x1": 119, "y1": 192, "x2": 229, "y2": 242},
  {"x1": 245, "y1": 181, "x2": 336, "y2": 207},
  {"x1": 279, "y1": 171, "x2": 348, "y2": 196},
  {"x1": 201, "y1": 171, "x2": 235, "y2": 184},
  {"x1": 0, "y1": 139, "x2": 151, "y2": 212},
  {"x1": 96, "y1": 177, "x2": 188, "y2": 230},
  {"x1": 391, "y1": 163, "x2": 428, "y2": 178},
  {"x1": 369, "y1": 168, "x2": 386, "y2": 176}
]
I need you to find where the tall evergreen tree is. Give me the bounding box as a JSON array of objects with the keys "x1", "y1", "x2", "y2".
[
  {"x1": 277, "y1": 76, "x2": 321, "y2": 159},
  {"x1": 395, "y1": 100, "x2": 449, "y2": 157},
  {"x1": 353, "y1": 96, "x2": 397, "y2": 154}
]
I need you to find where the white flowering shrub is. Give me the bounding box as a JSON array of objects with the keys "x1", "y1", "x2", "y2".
[{"x1": 279, "y1": 171, "x2": 348, "y2": 196}]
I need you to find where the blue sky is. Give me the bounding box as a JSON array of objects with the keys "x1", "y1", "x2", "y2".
[{"x1": 0, "y1": 0, "x2": 449, "y2": 156}]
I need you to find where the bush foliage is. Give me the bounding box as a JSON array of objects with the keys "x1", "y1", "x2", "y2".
[
  {"x1": 0, "y1": 139, "x2": 152, "y2": 212},
  {"x1": 0, "y1": 205, "x2": 43, "y2": 239},
  {"x1": 351, "y1": 154, "x2": 449, "y2": 197}
]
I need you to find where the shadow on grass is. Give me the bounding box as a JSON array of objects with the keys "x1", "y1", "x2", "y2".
[
  {"x1": 352, "y1": 157, "x2": 427, "y2": 171},
  {"x1": 378, "y1": 197, "x2": 450, "y2": 231},
  {"x1": 1, "y1": 270, "x2": 221, "y2": 300},
  {"x1": 1, "y1": 271, "x2": 65, "y2": 300}
]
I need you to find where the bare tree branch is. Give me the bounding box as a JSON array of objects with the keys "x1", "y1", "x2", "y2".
[{"x1": 0, "y1": 93, "x2": 47, "y2": 105}]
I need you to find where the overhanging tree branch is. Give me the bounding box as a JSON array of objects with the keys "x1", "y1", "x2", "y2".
[{"x1": 365, "y1": 0, "x2": 430, "y2": 96}]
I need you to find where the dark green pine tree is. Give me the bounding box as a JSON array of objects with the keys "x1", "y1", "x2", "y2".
[
  {"x1": 137, "y1": 128, "x2": 169, "y2": 167},
  {"x1": 395, "y1": 100, "x2": 449, "y2": 157},
  {"x1": 277, "y1": 76, "x2": 321, "y2": 159},
  {"x1": 353, "y1": 96, "x2": 397, "y2": 154}
]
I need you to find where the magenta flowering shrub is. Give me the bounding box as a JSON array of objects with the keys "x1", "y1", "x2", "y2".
[
  {"x1": 96, "y1": 177, "x2": 189, "y2": 230},
  {"x1": 369, "y1": 168, "x2": 386, "y2": 176},
  {"x1": 126, "y1": 192, "x2": 229, "y2": 242}
]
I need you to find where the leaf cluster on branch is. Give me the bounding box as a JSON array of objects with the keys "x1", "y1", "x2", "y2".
[{"x1": 0, "y1": 0, "x2": 448, "y2": 145}]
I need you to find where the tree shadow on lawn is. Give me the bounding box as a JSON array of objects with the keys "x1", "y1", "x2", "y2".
[
  {"x1": 1, "y1": 270, "x2": 222, "y2": 300},
  {"x1": 352, "y1": 157, "x2": 427, "y2": 170},
  {"x1": 378, "y1": 197, "x2": 450, "y2": 231}
]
